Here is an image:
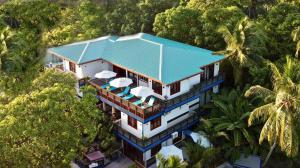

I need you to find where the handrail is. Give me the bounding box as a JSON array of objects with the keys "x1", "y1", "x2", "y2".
[
  {"x1": 89, "y1": 74, "x2": 224, "y2": 120},
  {"x1": 114, "y1": 112, "x2": 199, "y2": 147}
]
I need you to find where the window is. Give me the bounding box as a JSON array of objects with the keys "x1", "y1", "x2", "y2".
[
  {"x1": 139, "y1": 75, "x2": 148, "y2": 82},
  {"x1": 150, "y1": 117, "x2": 161, "y2": 130},
  {"x1": 170, "y1": 81, "x2": 180, "y2": 95},
  {"x1": 128, "y1": 116, "x2": 137, "y2": 129},
  {"x1": 152, "y1": 81, "x2": 162, "y2": 95},
  {"x1": 69, "y1": 61, "x2": 76, "y2": 73}
]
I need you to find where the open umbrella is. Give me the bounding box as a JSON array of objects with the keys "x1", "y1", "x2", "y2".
[
  {"x1": 109, "y1": 78, "x2": 133, "y2": 88},
  {"x1": 158, "y1": 145, "x2": 184, "y2": 160},
  {"x1": 94, "y1": 70, "x2": 116, "y2": 79},
  {"x1": 130, "y1": 86, "x2": 154, "y2": 98}
]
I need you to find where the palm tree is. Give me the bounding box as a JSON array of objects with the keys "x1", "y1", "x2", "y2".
[
  {"x1": 291, "y1": 27, "x2": 300, "y2": 58},
  {"x1": 204, "y1": 89, "x2": 256, "y2": 150},
  {"x1": 184, "y1": 142, "x2": 221, "y2": 168},
  {"x1": 216, "y1": 17, "x2": 267, "y2": 85},
  {"x1": 245, "y1": 61, "x2": 300, "y2": 167},
  {"x1": 156, "y1": 154, "x2": 188, "y2": 168}
]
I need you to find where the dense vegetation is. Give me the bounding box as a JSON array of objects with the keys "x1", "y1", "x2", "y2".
[{"x1": 0, "y1": 0, "x2": 299, "y2": 167}]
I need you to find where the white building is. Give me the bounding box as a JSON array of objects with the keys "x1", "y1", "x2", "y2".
[{"x1": 47, "y1": 33, "x2": 225, "y2": 167}]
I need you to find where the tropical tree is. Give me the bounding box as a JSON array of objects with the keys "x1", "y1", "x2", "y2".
[
  {"x1": 216, "y1": 17, "x2": 268, "y2": 85},
  {"x1": 245, "y1": 62, "x2": 300, "y2": 166},
  {"x1": 43, "y1": 0, "x2": 106, "y2": 46},
  {"x1": 138, "y1": 0, "x2": 178, "y2": 33},
  {"x1": 153, "y1": 6, "x2": 203, "y2": 45},
  {"x1": 184, "y1": 142, "x2": 221, "y2": 168},
  {"x1": 0, "y1": 69, "x2": 100, "y2": 167},
  {"x1": 156, "y1": 154, "x2": 188, "y2": 168},
  {"x1": 204, "y1": 89, "x2": 259, "y2": 161}
]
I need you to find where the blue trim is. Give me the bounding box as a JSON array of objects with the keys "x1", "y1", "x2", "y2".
[{"x1": 115, "y1": 119, "x2": 199, "y2": 152}]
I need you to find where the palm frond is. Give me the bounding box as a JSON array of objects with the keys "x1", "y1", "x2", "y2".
[
  {"x1": 245, "y1": 85, "x2": 275, "y2": 99},
  {"x1": 248, "y1": 103, "x2": 274, "y2": 126}
]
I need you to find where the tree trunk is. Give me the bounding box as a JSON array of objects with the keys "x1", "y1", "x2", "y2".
[{"x1": 263, "y1": 139, "x2": 277, "y2": 167}]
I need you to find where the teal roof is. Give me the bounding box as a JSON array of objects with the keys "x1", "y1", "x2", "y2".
[{"x1": 49, "y1": 33, "x2": 225, "y2": 84}]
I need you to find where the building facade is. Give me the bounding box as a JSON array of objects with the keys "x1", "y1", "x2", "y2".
[{"x1": 46, "y1": 33, "x2": 225, "y2": 167}]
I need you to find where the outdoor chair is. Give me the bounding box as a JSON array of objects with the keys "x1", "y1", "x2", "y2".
[
  {"x1": 117, "y1": 87, "x2": 130, "y2": 97},
  {"x1": 141, "y1": 97, "x2": 155, "y2": 108},
  {"x1": 133, "y1": 97, "x2": 146, "y2": 106},
  {"x1": 123, "y1": 94, "x2": 134, "y2": 100}
]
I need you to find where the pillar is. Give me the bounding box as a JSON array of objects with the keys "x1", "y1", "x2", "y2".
[{"x1": 102, "y1": 102, "x2": 107, "y2": 111}]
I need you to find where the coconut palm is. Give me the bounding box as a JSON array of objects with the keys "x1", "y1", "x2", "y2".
[
  {"x1": 0, "y1": 27, "x2": 13, "y2": 71},
  {"x1": 216, "y1": 17, "x2": 267, "y2": 85},
  {"x1": 156, "y1": 154, "x2": 188, "y2": 168},
  {"x1": 245, "y1": 61, "x2": 300, "y2": 167}
]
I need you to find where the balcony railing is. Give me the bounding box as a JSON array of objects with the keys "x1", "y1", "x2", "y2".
[
  {"x1": 89, "y1": 78, "x2": 164, "y2": 119},
  {"x1": 114, "y1": 112, "x2": 199, "y2": 149},
  {"x1": 89, "y1": 74, "x2": 224, "y2": 120}
]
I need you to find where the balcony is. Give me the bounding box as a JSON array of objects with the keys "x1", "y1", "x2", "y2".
[
  {"x1": 89, "y1": 78, "x2": 164, "y2": 120},
  {"x1": 114, "y1": 112, "x2": 199, "y2": 152}
]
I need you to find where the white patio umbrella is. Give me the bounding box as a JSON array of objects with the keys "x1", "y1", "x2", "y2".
[
  {"x1": 94, "y1": 70, "x2": 116, "y2": 79},
  {"x1": 109, "y1": 77, "x2": 133, "y2": 88},
  {"x1": 130, "y1": 86, "x2": 154, "y2": 98},
  {"x1": 158, "y1": 145, "x2": 184, "y2": 160},
  {"x1": 190, "y1": 131, "x2": 212, "y2": 148}
]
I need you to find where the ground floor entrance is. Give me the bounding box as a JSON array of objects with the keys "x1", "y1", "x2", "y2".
[{"x1": 123, "y1": 141, "x2": 145, "y2": 167}]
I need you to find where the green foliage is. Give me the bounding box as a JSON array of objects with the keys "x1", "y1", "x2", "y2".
[
  {"x1": 156, "y1": 153, "x2": 188, "y2": 168},
  {"x1": 43, "y1": 0, "x2": 106, "y2": 46},
  {"x1": 201, "y1": 6, "x2": 246, "y2": 50},
  {"x1": 0, "y1": 0, "x2": 60, "y2": 31},
  {"x1": 138, "y1": 0, "x2": 178, "y2": 33},
  {"x1": 245, "y1": 61, "x2": 300, "y2": 165},
  {"x1": 203, "y1": 88, "x2": 259, "y2": 161},
  {"x1": 264, "y1": 2, "x2": 300, "y2": 58},
  {"x1": 184, "y1": 142, "x2": 221, "y2": 168},
  {"x1": 105, "y1": 0, "x2": 141, "y2": 35},
  {"x1": 0, "y1": 70, "x2": 100, "y2": 167},
  {"x1": 153, "y1": 6, "x2": 203, "y2": 45}
]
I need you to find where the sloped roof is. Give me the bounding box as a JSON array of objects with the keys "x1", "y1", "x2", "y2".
[{"x1": 49, "y1": 33, "x2": 224, "y2": 84}]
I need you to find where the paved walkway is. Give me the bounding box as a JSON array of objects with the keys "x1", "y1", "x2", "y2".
[{"x1": 105, "y1": 156, "x2": 134, "y2": 168}]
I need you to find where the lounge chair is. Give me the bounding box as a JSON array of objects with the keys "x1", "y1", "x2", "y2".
[
  {"x1": 141, "y1": 97, "x2": 155, "y2": 108},
  {"x1": 117, "y1": 87, "x2": 130, "y2": 97},
  {"x1": 108, "y1": 86, "x2": 117, "y2": 91},
  {"x1": 101, "y1": 83, "x2": 110, "y2": 89},
  {"x1": 123, "y1": 94, "x2": 135, "y2": 100},
  {"x1": 133, "y1": 97, "x2": 146, "y2": 106}
]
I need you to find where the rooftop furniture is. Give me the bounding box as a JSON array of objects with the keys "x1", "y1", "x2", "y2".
[
  {"x1": 109, "y1": 77, "x2": 133, "y2": 88},
  {"x1": 133, "y1": 97, "x2": 146, "y2": 106},
  {"x1": 123, "y1": 93, "x2": 135, "y2": 100},
  {"x1": 117, "y1": 87, "x2": 130, "y2": 97},
  {"x1": 141, "y1": 97, "x2": 155, "y2": 109},
  {"x1": 101, "y1": 83, "x2": 110, "y2": 89},
  {"x1": 108, "y1": 86, "x2": 117, "y2": 91}
]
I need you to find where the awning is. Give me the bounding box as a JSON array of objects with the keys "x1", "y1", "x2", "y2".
[
  {"x1": 84, "y1": 151, "x2": 105, "y2": 162},
  {"x1": 158, "y1": 145, "x2": 184, "y2": 160},
  {"x1": 183, "y1": 130, "x2": 212, "y2": 148}
]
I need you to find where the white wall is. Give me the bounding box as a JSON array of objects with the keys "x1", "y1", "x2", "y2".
[
  {"x1": 164, "y1": 74, "x2": 201, "y2": 100},
  {"x1": 120, "y1": 112, "x2": 143, "y2": 139},
  {"x1": 142, "y1": 98, "x2": 199, "y2": 138},
  {"x1": 61, "y1": 59, "x2": 112, "y2": 79},
  {"x1": 214, "y1": 62, "x2": 220, "y2": 77},
  {"x1": 79, "y1": 60, "x2": 112, "y2": 78}
]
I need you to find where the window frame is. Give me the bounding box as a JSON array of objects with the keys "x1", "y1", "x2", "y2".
[
  {"x1": 170, "y1": 81, "x2": 181, "y2": 95},
  {"x1": 150, "y1": 116, "x2": 161, "y2": 130},
  {"x1": 128, "y1": 116, "x2": 137, "y2": 129},
  {"x1": 69, "y1": 61, "x2": 76, "y2": 73}
]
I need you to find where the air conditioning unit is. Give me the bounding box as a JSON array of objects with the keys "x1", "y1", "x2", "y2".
[{"x1": 172, "y1": 132, "x2": 178, "y2": 139}]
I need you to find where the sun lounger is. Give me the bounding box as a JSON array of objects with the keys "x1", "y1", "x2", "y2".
[
  {"x1": 101, "y1": 83, "x2": 110, "y2": 89},
  {"x1": 108, "y1": 86, "x2": 117, "y2": 91},
  {"x1": 141, "y1": 97, "x2": 155, "y2": 108},
  {"x1": 123, "y1": 94, "x2": 134, "y2": 100},
  {"x1": 117, "y1": 87, "x2": 130, "y2": 97},
  {"x1": 133, "y1": 97, "x2": 146, "y2": 106}
]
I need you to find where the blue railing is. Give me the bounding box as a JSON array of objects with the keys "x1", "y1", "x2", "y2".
[{"x1": 114, "y1": 112, "x2": 199, "y2": 152}]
